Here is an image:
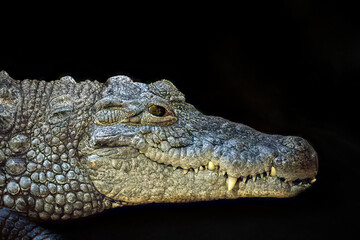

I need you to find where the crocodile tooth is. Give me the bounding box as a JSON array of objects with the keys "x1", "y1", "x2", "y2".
[
  {"x1": 194, "y1": 168, "x2": 199, "y2": 173},
  {"x1": 270, "y1": 167, "x2": 277, "y2": 177},
  {"x1": 242, "y1": 177, "x2": 246, "y2": 183},
  {"x1": 183, "y1": 169, "x2": 188, "y2": 175},
  {"x1": 173, "y1": 166, "x2": 177, "y2": 170},
  {"x1": 208, "y1": 161, "x2": 216, "y2": 171},
  {"x1": 112, "y1": 202, "x2": 122, "y2": 208},
  {"x1": 310, "y1": 178, "x2": 316, "y2": 183},
  {"x1": 222, "y1": 171, "x2": 226, "y2": 176},
  {"x1": 199, "y1": 166, "x2": 204, "y2": 171},
  {"x1": 227, "y1": 176, "x2": 237, "y2": 191}
]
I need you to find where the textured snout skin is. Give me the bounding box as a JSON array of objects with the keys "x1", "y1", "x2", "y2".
[
  {"x1": 0, "y1": 71, "x2": 318, "y2": 239},
  {"x1": 217, "y1": 130, "x2": 318, "y2": 181},
  {"x1": 272, "y1": 136, "x2": 318, "y2": 181}
]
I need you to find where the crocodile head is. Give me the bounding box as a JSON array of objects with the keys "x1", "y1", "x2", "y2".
[{"x1": 79, "y1": 75, "x2": 318, "y2": 204}]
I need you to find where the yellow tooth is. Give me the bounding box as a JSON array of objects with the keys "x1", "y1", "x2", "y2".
[
  {"x1": 222, "y1": 171, "x2": 226, "y2": 176},
  {"x1": 208, "y1": 161, "x2": 216, "y2": 171},
  {"x1": 194, "y1": 168, "x2": 199, "y2": 174},
  {"x1": 270, "y1": 167, "x2": 277, "y2": 177},
  {"x1": 252, "y1": 176, "x2": 256, "y2": 182},
  {"x1": 183, "y1": 169, "x2": 188, "y2": 175},
  {"x1": 112, "y1": 202, "x2": 122, "y2": 208},
  {"x1": 199, "y1": 166, "x2": 204, "y2": 171},
  {"x1": 310, "y1": 178, "x2": 316, "y2": 183},
  {"x1": 227, "y1": 176, "x2": 237, "y2": 191}
]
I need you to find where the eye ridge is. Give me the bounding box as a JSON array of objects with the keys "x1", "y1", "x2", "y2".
[
  {"x1": 148, "y1": 105, "x2": 166, "y2": 117},
  {"x1": 95, "y1": 99, "x2": 124, "y2": 112}
]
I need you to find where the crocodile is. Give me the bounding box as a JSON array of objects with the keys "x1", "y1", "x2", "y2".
[{"x1": 0, "y1": 71, "x2": 318, "y2": 239}]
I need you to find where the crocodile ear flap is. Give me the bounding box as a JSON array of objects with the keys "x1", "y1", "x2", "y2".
[
  {"x1": 0, "y1": 71, "x2": 21, "y2": 133},
  {"x1": 148, "y1": 80, "x2": 185, "y2": 103}
]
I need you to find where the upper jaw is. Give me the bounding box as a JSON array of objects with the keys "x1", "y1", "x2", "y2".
[
  {"x1": 87, "y1": 120, "x2": 318, "y2": 199},
  {"x1": 145, "y1": 129, "x2": 318, "y2": 194}
]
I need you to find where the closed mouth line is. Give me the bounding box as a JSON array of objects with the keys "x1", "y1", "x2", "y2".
[{"x1": 145, "y1": 156, "x2": 316, "y2": 191}]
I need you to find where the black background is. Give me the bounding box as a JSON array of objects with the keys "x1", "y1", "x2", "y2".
[{"x1": 1, "y1": 1, "x2": 359, "y2": 239}]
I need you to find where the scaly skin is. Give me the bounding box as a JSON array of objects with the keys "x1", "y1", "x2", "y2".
[{"x1": 0, "y1": 71, "x2": 318, "y2": 239}]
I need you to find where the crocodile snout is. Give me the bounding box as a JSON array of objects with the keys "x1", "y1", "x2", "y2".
[{"x1": 273, "y1": 136, "x2": 318, "y2": 182}]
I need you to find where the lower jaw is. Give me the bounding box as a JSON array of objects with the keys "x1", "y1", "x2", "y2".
[
  {"x1": 121, "y1": 183, "x2": 310, "y2": 205},
  {"x1": 116, "y1": 171, "x2": 311, "y2": 204},
  {"x1": 88, "y1": 148, "x2": 312, "y2": 204},
  {"x1": 234, "y1": 177, "x2": 312, "y2": 198},
  {"x1": 149, "y1": 160, "x2": 313, "y2": 200}
]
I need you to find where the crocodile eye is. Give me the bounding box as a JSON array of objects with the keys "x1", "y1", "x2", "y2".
[
  {"x1": 145, "y1": 104, "x2": 177, "y2": 126},
  {"x1": 148, "y1": 105, "x2": 166, "y2": 117}
]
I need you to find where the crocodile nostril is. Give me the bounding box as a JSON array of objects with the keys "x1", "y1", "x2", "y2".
[{"x1": 281, "y1": 136, "x2": 309, "y2": 151}]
